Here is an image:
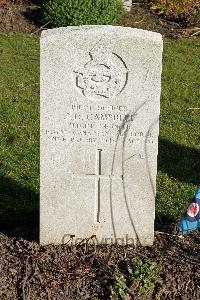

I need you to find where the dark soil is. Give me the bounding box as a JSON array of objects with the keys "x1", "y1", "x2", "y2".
[
  {"x1": 0, "y1": 0, "x2": 42, "y2": 34},
  {"x1": 1, "y1": 230, "x2": 200, "y2": 299},
  {"x1": 0, "y1": 0, "x2": 199, "y2": 37}
]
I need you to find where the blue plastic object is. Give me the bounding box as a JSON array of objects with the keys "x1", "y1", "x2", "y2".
[{"x1": 178, "y1": 186, "x2": 200, "y2": 235}]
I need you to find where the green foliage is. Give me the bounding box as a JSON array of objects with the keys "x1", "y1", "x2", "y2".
[
  {"x1": 148, "y1": 0, "x2": 200, "y2": 26},
  {"x1": 42, "y1": 0, "x2": 125, "y2": 27},
  {"x1": 0, "y1": 33, "x2": 39, "y2": 220},
  {"x1": 112, "y1": 259, "x2": 160, "y2": 298},
  {"x1": 129, "y1": 259, "x2": 160, "y2": 295},
  {"x1": 112, "y1": 267, "x2": 127, "y2": 299}
]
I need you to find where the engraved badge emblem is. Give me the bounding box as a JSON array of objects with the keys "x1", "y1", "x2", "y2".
[{"x1": 73, "y1": 44, "x2": 128, "y2": 100}]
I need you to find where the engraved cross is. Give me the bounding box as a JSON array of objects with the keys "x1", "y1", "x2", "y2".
[{"x1": 72, "y1": 149, "x2": 123, "y2": 223}]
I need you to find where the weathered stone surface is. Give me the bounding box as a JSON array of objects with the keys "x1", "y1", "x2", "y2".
[
  {"x1": 40, "y1": 26, "x2": 163, "y2": 246},
  {"x1": 123, "y1": 0, "x2": 132, "y2": 12}
]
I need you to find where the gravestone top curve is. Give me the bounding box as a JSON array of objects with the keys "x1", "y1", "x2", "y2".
[{"x1": 41, "y1": 25, "x2": 162, "y2": 43}]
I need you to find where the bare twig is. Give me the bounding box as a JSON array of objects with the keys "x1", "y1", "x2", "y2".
[
  {"x1": 190, "y1": 30, "x2": 200, "y2": 37},
  {"x1": 22, "y1": 256, "x2": 30, "y2": 300},
  {"x1": 133, "y1": 18, "x2": 145, "y2": 24},
  {"x1": 47, "y1": 289, "x2": 51, "y2": 300},
  {"x1": 134, "y1": 250, "x2": 149, "y2": 259},
  {"x1": 31, "y1": 21, "x2": 51, "y2": 36},
  {"x1": 155, "y1": 231, "x2": 179, "y2": 238},
  {"x1": 126, "y1": 286, "x2": 136, "y2": 298}
]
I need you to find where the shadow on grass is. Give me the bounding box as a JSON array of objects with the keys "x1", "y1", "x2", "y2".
[
  {"x1": 155, "y1": 138, "x2": 200, "y2": 229},
  {"x1": 158, "y1": 137, "x2": 200, "y2": 185},
  {"x1": 0, "y1": 176, "x2": 39, "y2": 242}
]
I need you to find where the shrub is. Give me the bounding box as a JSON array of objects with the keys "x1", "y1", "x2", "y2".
[
  {"x1": 148, "y1": 0, "x2": 200, "y2": 26},
  {"x1": 42, "y1": 0, "x2": 125, "y2": 27}
]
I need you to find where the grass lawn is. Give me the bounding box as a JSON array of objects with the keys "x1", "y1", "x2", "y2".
[
  {"x1": 0, "y1": 33, "x2": 39, "y2": 232},
  {"x1": 0, "y1": 33, "x2": 199, "y2": 235}
]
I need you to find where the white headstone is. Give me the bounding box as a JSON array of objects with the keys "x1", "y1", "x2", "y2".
[
  {"x1": 40, "y1": 26, "x2": 163, "y2": 246},
  {"x1": 123, "y1": 0, "x2": 132, "y2": 12}
]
